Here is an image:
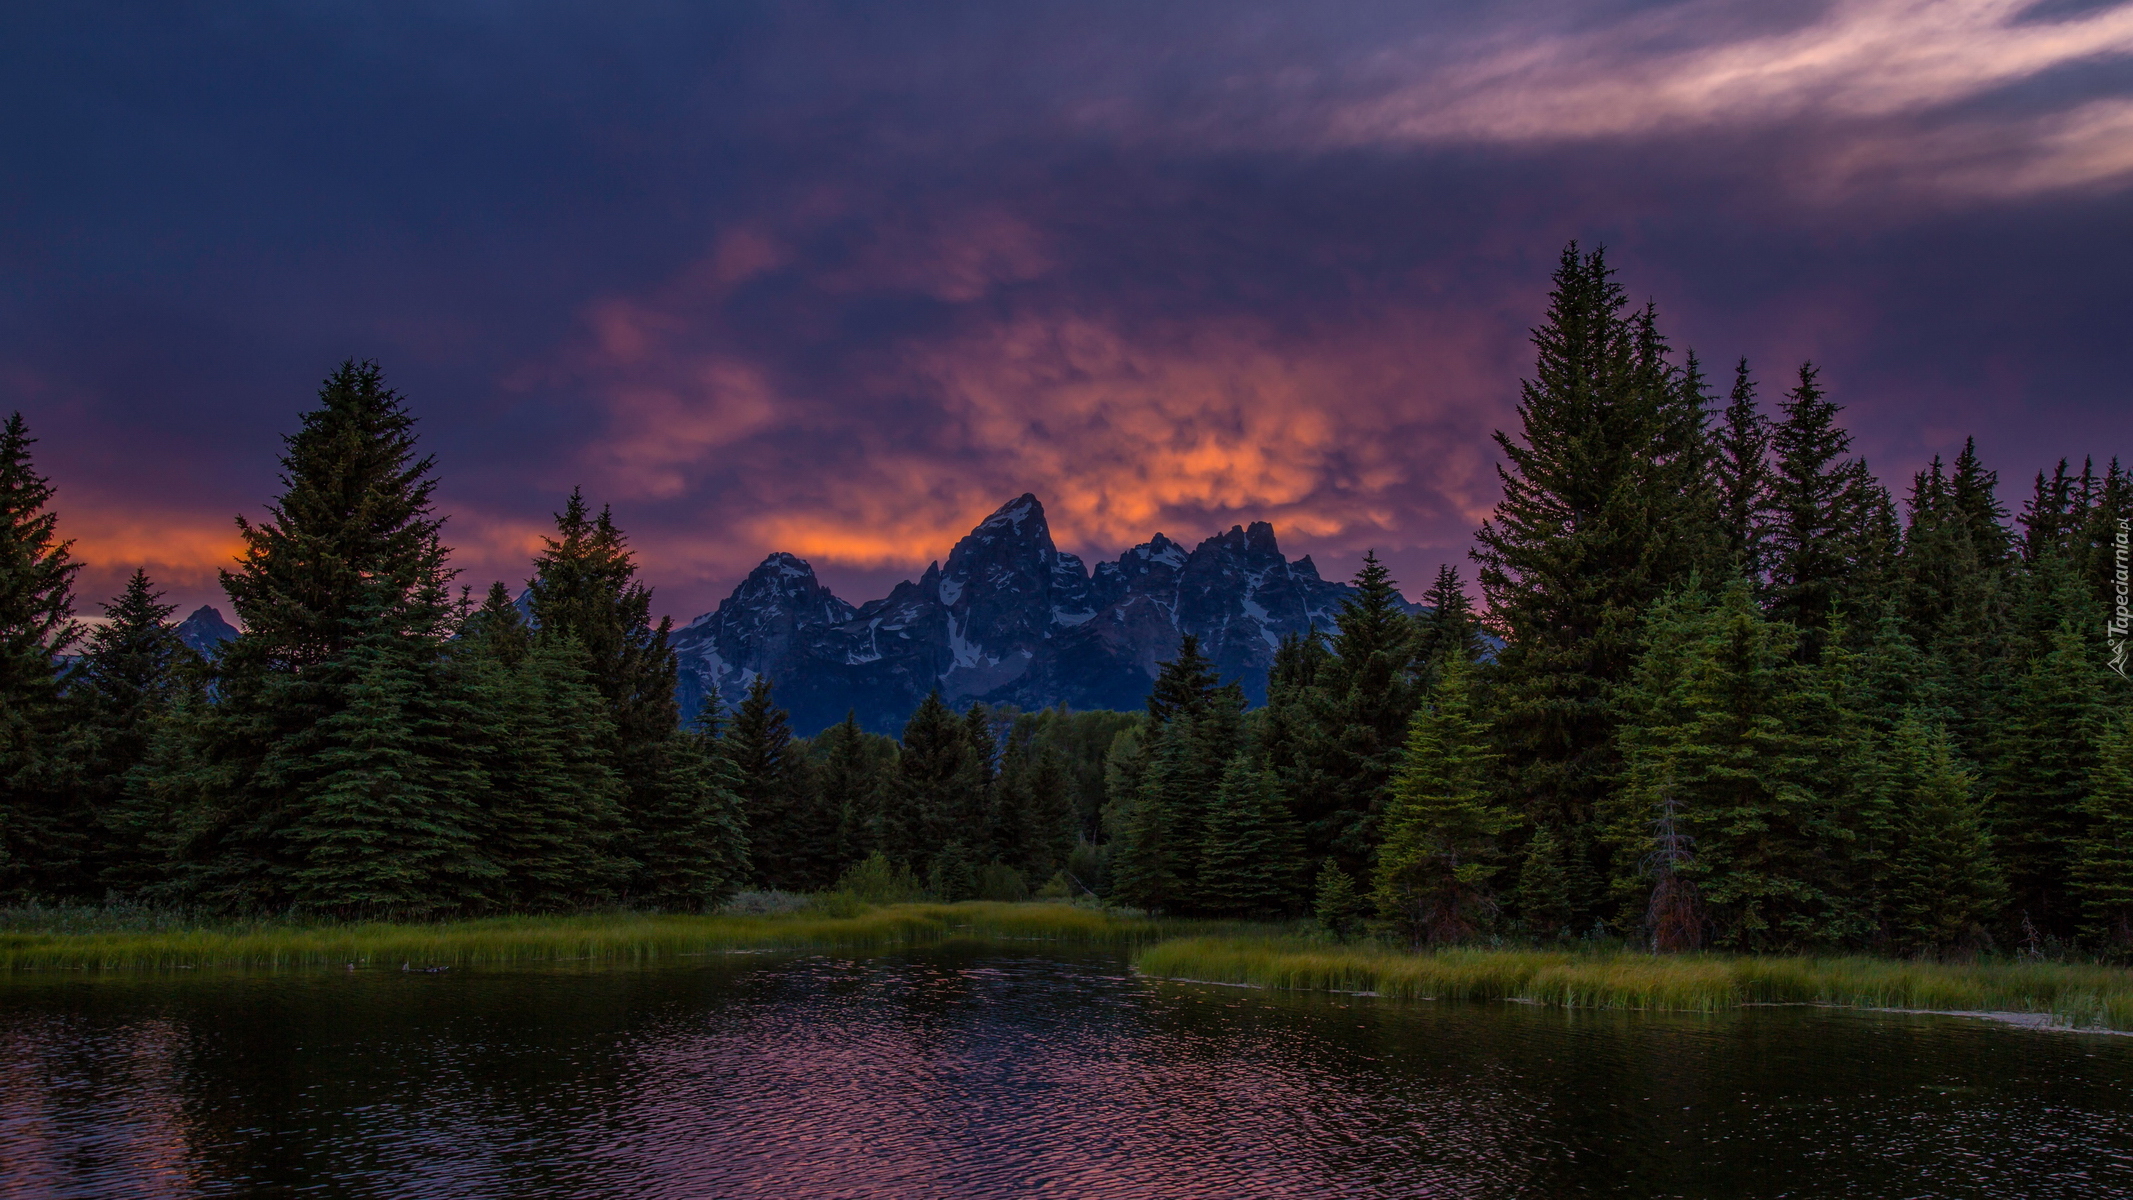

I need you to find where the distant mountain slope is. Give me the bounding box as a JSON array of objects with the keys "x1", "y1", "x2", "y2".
[{"x1": 672, "y1": 494, "x2": 1411, "y2": 734}]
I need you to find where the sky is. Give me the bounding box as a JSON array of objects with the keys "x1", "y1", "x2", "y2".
[{"x1": 5, "y1": 0, "x2": 2130, "y2": 624}]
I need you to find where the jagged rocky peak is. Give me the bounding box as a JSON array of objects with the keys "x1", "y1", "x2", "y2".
[
  {"x1": 174, "y1": 605, "x2": 238, "y2": 657},
  {"x1": 710, "y1": 552, "x2": 856, "y2": 630}
]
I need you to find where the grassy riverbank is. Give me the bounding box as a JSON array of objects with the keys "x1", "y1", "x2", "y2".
[
  {"x1": 0, "y1": 902, "x2": 1201, "y2": 973},
  {"x1": 14, "y1": 904, "x2": 2129, "y2": 1032},
  {"x1": 1136, "y1": 937, "x2": 2133, "y2": 1031}
]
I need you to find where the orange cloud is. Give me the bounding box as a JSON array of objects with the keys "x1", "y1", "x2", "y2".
[
  {"x1": 607, "y1": 305, "x2": 1510, "y2": 580},
  {"x1": 63, "y1": 509, "x2": 244, "y2": 584}
]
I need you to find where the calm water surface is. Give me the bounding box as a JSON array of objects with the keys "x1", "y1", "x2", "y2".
[{"x1": 3, "y1": 945, "x2": 2130, "y2": 1198}]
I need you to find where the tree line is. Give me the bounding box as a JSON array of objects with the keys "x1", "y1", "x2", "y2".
[
  {"x1": 0, "y1": 364, "x2": 1134, "y2": 914},
  {"x1": 1099, "y1": 244, "x2": 2133, "y2": 957},
  {"x1": 5, "y1": 243, "x2": 2131, "y2": 956}
]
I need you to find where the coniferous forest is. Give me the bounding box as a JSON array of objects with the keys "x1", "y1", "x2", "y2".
[{"x1": 4, "y1": 245, "x2": 2131, "y2": 958}]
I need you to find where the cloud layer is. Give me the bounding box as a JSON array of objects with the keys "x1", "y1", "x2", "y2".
[{"x1": 2, "y1": 1, "x2": 2128, "y2": 621}]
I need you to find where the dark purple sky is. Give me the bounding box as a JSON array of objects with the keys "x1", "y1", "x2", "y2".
[{"x1": 7, "y1": 1, "x2": 2130, "y2": 623}]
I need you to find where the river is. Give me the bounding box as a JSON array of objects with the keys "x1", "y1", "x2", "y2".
[{"x1": 3, "y1": 944, "x2": 2130, "y2": 1197}]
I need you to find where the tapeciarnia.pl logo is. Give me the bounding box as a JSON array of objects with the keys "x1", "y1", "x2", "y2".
[{"x1": 2112, "y1": 516, "x2": 2131, "y2": 679}]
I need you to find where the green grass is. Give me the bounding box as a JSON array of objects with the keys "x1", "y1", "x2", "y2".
[
  {"x1": 0, "y1": 902, "x2": 1204, "y2": 973},
  {"x1": 1135, "y1": 937, "x2": 2133, "y2": 1031},
  {"x1": 18, "y1": 905, "x2": 2129, "y2": 1033}
]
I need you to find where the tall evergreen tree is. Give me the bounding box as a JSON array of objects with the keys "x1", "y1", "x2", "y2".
[
  {"x1": 1411, "y1": 563, "x2": 1484, "y2": 675},
  {"x1": 1291, "y1": 551, "x2": 1421, "y2": 875},
  {"x1": 1764, "y1": 363, "x2": 1895, "y2": 661},
  {"x1": 1372, "y1": 656, "x2": 1515, "y2": 946},
  {"x1": 1259, "y1": 629, "x2": 1335, "y2": 858},
  {"x1": 1197, "y1": 755, "x2": 1303, "y2": 919},
  {"x1": 526, "y1": 492, "x2": 743, "y2": 902},
  {"x1": 1712, "y1": 358, "x2": 1772, "y2": 583},
  {"x1": 728, "y1": 677, "x2": 834, "y2": 890},
  {"x1": 963, "y1": 703, "x2": 1001, "y2": 860},
  {"x1": 166, "y1": 362, "x2": 459, "y2": 912},
  {"x1": 632, "y1": 712, "x2": 751, "y2": 910},
  {"x1": 888, "y1": 690, "x2": 978, "y2": 869},
  {"x1": 1473, "y1": 244, "x2": 1719, "y2": 844},
  {"x1": 1021, "y1": 744, "x2": 1076, "y2": 880},
  {"x1": 528, "y1": 490, "x2": 678, "y2": 762},
  {"x1": 461, "y1": 615, "x2": 632, "y2": 911},
  {"x1": 815, "y1": 710, "x2": 886, "y2": 871},
  {"x1": 69, "y1": 569, "x2": 196, "y2": 890},
  {"x1": 0, "y1": 412, "x2": 84, "y2": 898},
  {"x1": 2019, "y1": 460, "x2": 2081, "y2": 565},
  {"x1": 1110, "y1": 689, "x2": 1246, "y2": 915},
  {"x1": 1145, "y1": 633, "x2": 1220, "y2": 725}
]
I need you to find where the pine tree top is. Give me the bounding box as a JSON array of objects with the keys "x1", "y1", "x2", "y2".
[
  {"x1": 221, "y1": 361, "x2": 452, "y2": 670},
  {"x1": 0, "y1": 411, "x2": 82, "y2": 663},
  {"x1": 1147, "y1": 634, "x2": 1221, "y2": 726}
]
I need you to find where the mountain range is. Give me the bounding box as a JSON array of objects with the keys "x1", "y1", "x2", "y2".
[{"x1": 671, "y1": 494, "x2": 1409, "y2": 735}]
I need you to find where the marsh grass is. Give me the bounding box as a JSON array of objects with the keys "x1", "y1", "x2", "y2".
[
  {"x1": 0, "y1": 902, "x2": 1210, "y2": 974},
  {"x1": 1135, "y1": 937, "x2": 2133, "y2": 1031}
]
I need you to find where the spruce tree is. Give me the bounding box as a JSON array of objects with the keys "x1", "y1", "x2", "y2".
[
  {"x1": 815, "y1": 711, "x2": 885, "y2": 870},
  {"x1": 632, "y1": 717, "x2": 751, "y2": 910},
  {"x1": 1372, "y1": 657, "x2": 1515, "y2": 946},
  {"x1": 463, "y1": 626, "x2": 632, "y2": 910},
  {"x1": 1610, "y1": 582, "x2": 1838, "y2": 950},
  {"x1": 888, "y1": 691, "x2": 976, "y2": 869},
  {"x1": 1107, "y1": 639, "x2": 1244, "y2": 913},
  {"x1": 1259, "y1": 630, "x2": 1335, "y2": 859},
  {"x1": 2019, "y1": 460, "x2": 2081, "y2": 565},
  {"x1": 463, "y1": 581, "x2": 532, "y2": 668},
  {"x1": 1712, "y1": 358, "x2": 1772, "y2": 583},
  {"x1": 0, "y1": 412, "x2": 85, "y2": 898},
  {"x1": 1514, "y1": 825, "x2": 1574, "y2": 940},
  {"x1": 2075, "y1": 714, "x2": 2133, "y2": 952},
  {"x1": 528, "y1": 491, "x2": 676, "y2": 752},
  {"x1": 1412, "y1": 563, "x2": 1483, "y2": 674},
  {"x1": 1109, "y1": 710, "x2": 1197, "y2": 914},
  {"x1": 988, "y1": 717, "x2": 1036, "y2": 874},
  {"x1": 70, "y1": 569, "x2": 196, "y2": 890},
  {"x1": 280, "y1": 592, "x2": 498, "y2": 915},
  {"x1": 1898, "y1": 447, "x2": 2014, "y2": 753},
  {"x1": 1882, "y1": 717, "x2": 2004, "y2": 956},
  {"x1": 1473, "y1": 244, "x2": 1719, "y2": 843},
  {"x1": 1312, "y1": 860, "x2": 1368, "y2": 940},
  {"x1": 167, "y1": 362, "x2": 459, "y2": 912},
  {"x1": 1197, "y1": 754, "x2": 1303, "y2": 919},
  {"x1": 1764, "y1": 363, "x2": 1895, "y2": 661},
  {"x1": 1022, "y1": 744, "x2": 1076, "y2": 879},
  {"x1": 1293, "y1": 552, "x2": 1421, "y2": 876},
  {"x1": 1985, "y1": 625, "x2": 2103, "y2": 938},
  {"x1": 1145, "y1": 633, "x2": 1220, "y2": 725},
  {"x1": 728, "y1": 677, "x2": 831, "y2": 890},
  {"x1": 963, "y1": 703, "x2": 1002, "y2": 860}
]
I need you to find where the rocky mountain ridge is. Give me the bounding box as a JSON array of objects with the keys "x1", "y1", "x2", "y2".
[{"x1": 672, "y1": 494, "x2": 1407, "y2": 735}]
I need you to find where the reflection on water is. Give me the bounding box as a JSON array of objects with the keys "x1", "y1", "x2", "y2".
[{"x1": 3, "y1": 946, "x2": 2131, "y2": 1198}]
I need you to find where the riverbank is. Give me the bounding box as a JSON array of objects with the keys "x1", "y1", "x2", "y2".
[
  {"x1": 0, "y1": 902, "x2": 1206, "y2": 972},
  {"x1": 13, "y1": 906, "x2": 2129, "y2": 1033},
  {"x1": 1134, "y1": 937, "x2": 2133, "y2": 1031}
]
